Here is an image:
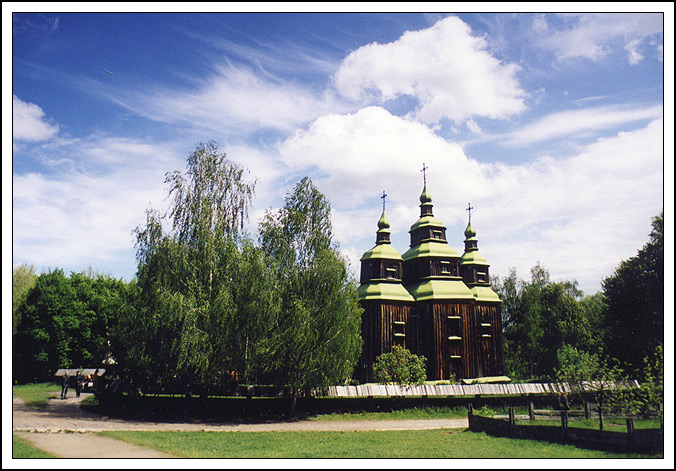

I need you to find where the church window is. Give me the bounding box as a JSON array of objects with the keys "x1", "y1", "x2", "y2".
[
  {"x1": 480, "y1": 322, "x2": 491, "y2": 338},
  {"x1": 440, "y1": 260, "x2": 451, "y2": 275},
  {"x1": 393, "y1": 320, "x2": 406, "y2": 338},
  {"x1": 447, "y1": 315, "x2": 461, "y2": 340}
]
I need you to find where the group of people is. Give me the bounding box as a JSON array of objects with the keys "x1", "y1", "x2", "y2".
[{"x1": 60, "y1": 369, "x2": 99, "y2": 400}]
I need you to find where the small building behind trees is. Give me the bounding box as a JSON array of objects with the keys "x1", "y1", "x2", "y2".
[{"x1": 357, "y1": 173, "x2": 505, "y2": 382}]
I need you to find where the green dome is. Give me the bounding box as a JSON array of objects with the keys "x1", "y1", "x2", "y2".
[
  {"x1": 378, "y1": 210, "x2": 390, "y2": 229},
  {"x1": 464, "y1": 221, "x2": 477, "y2": 239},
  {"x1": 419, "y1": 184, "x2": 432, "y2": 204}
]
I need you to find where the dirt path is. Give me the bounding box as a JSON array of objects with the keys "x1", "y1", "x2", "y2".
[{"x1": 13, "y1": 393, "x2": 468, "y2": 458}]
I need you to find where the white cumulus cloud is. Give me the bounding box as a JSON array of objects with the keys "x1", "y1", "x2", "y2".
[
  {"x1": 12, "y1": 95, "x2": 59, "y2": 142},
  {"x1": 332, "y1": 16, "x2": 527, "y2": 125},
  {"x1": 275, "y1": 107, "x2": 663, "y2": 295}
]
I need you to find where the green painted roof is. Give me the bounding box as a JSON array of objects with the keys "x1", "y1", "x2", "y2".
[
  {"x1": 460, "y1": 250, "x2": 489, "y2": 265},
  {"x1": 361, "y1": 243, "x2": 404, "y2": 261},
  {"x1": 402, "y1": 240, "x2": 459, "y2": 261},
  {"x1": 358, "y1": 282, "x2": 415, "y2": 302},
  {"x1": 406, "y1": 279, "x2": 474, "y2": 301},
  {"x1": 409, "y1": 214, "x2": 446, "y2": 233},
  {"x1": 469, "y1": 285, "x2": 502, "y2": 303}
]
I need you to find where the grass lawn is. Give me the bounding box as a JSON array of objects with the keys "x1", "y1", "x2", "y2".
[
  {"x1": 100, "y1": 429, "x2": 651, "y2": 459},
  {"x1": 308, "y1": 405, "x2": 469, "y2": 421},
  {"x1": 12, "y1": 382, "x2": 60, "y2": 409},
  {"x1": 12, "y1": 435, "x2": 56, "y2": 458},
  {"x1": 308, "y1": 405, "x2": 528, "y2": 421}
]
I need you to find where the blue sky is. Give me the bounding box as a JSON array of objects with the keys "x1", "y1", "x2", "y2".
[{"x1": 7, "y1": 8, "x2": 673, "y2": 296}]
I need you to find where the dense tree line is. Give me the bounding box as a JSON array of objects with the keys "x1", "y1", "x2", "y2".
[
  {"x1": 13, "y1": 141, "x2": 663, "y2": 406},
  {"x1": 55, "y1": 141, "x2": 361, "y2": 403},
  {"x1": 492, "y1": 211, "x2": 664, "y2": 384},
  {"x1": 13, "y1": 269, "x2": 131, "y2": 383}
]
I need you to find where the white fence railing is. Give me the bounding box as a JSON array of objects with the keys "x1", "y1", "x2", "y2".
[{"x1": 322, "y1": 381, "x2": 639, "y2": 397}]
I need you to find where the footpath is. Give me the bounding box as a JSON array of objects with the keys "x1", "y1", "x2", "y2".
[{"x1": 13, "y1": 393, "x2": 469, "y2": 458}]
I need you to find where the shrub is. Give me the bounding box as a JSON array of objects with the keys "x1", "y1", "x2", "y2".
[{"x1": 372, "y1": 346, "x2": 426, "y2": 385}]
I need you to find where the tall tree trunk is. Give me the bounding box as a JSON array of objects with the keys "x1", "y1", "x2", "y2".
[{"x1": 289, "y1": 388, "x2": 298, "y2": 416}]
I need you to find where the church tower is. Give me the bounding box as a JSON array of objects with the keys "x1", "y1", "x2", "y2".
[
  {"x1": 357, "y1": 169, "x2": 506, "y2": 382},
  {"x1": 460, "y1": 212, "x2": 505, "y2": 377},
  {"x1": 357, "y1": 192, "x2": 414, "y2": 382},
  {"x1": 401, "y1": 166, "x2": 475, "y2": 380}
]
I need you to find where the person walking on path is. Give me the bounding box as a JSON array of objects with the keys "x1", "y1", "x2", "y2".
[
  {"x1": 61, "y1": 370, "x2": 69, "y2": 400},
  {"x1": 75, "y1": 370, "x2": 83, "y2": 398}
]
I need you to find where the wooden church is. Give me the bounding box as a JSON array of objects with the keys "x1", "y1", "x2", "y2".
[{"x1": 357, "y1": 170, "x2": 505, "y2": 382}]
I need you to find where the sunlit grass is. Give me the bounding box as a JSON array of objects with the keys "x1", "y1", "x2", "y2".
[
  {"x1": 12, "y1": 383, "x2": 60, "y2": 409},
  {"x1": 100, "y1": 429, "x2": 653, "y2": 459},
  {"x1": 12, "y1": 435, "x2": 55, "y2": 458},
  {"x1": 309, "y1": 405, "x2": 468, "y2": 420}
]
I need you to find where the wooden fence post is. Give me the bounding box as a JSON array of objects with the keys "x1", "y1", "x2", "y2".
[
  {"x1": 561, "y1": 410, "x2": 568, "y2": 439},
  {"x1": 509, "y1": 406, "x2": 515, "y2": 426},
  {"x1": 626, "y1": 418, "x2": 635, "y2": 452},
  {"x1": 598, "y1": 404, "x2": 603, "y2": 431},
  {"x1": 584, "y1": 400, "x2": 590, "y2": 420},
  {"x1": 529, "y1": 401, "x2": 535, "y2": 421}
]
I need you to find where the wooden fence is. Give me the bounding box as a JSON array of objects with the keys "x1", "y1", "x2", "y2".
[
  {"x1": 469, "y1": 405, "x2": 663, "y2": 455},
  {"x1": 322, "y1": 381, "x2": 639, "y2": 397}
]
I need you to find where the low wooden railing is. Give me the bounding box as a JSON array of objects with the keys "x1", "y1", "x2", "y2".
[
  {"x1": 322, "y1": 381, "x2": 639, "y2": 398},
  {"x1": 469, "y1": 405, "x2": 663, "y2": 455}
]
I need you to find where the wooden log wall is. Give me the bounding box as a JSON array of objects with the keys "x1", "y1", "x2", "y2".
[
  {"x1": 475, "y1": 303, "x2": 505, "y2": 377},
  {"x1": 410, "y1": 227, "x2": 447, "y2": 246},
  {"x1": 358, "y1": 301, "x2": 412, "y2": 383},
  {"x1": 359, "y1": 298, "x2": 505, "y2": 382},
  {"x1": 414, "y1": 301, "x2": 477, "y2": 380},
  {"x1": 360, "y1": 259, "x2": 403, "y2": 283},
  {"x1": 403, "y1": 258, "x2": 461, "y2": 284}
]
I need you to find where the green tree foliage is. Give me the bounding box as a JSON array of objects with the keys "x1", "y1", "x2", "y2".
[
  {"x1": 13, "y1": 269, "x2": 127, "y2": 383},
  {"x1": 555, "y1": 343, "x2": 663, "y2": 421},
  {"x1": 12, "y1": 264, "x2": 39, "y2": 334},
  {"x1": 494, "y1": 263, "x2": 598, "y2": 380},
  {"x1": 259, "y1": 177, "x2": 363, "y2": 409},
  {"x1": 114, "y1": 141, "x2": 266, "y2": 393},
  {"x1": 372, "y1": 345, "x2": 427, "y2": 385},
  {"x1": 602, "y1": 211, "x2": 663, "y2": 375}
]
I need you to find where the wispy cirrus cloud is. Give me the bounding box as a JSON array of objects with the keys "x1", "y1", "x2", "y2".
[
  {"x1": 499, "y1": 104, "x2": 663, "y2": 146},
  {"x1": 12, "y1": 132, "x2": 185, "y2": 276},
  {"x1": 542, "y1": 13, "x2": 663, "y2": 64}
]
